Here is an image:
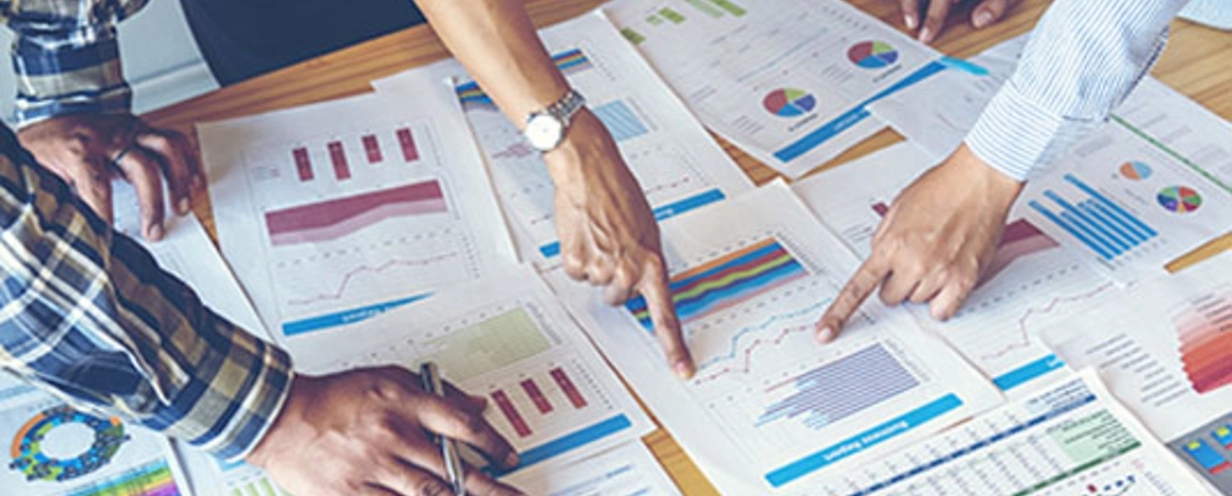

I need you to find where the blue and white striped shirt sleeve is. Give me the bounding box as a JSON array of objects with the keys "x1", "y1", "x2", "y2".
[{"x1": 965, "y1": 0, "x2": 1191, "y2": 181}]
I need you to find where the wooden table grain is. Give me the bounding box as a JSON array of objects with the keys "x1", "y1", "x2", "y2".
[{"x1": 142, "y1": 1, "x2": 1232, "y2": 492}]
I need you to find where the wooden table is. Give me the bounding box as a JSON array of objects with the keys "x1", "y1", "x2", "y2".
[{"x1": 143, "y1": 1, "x2": 1232, "y2": 492}]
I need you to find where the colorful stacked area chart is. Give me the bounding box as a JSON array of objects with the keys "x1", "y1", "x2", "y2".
[
  {"x1": 848, "y1": 40, "x2": 899, "y2": 69},
  {"x1": 625, "y1": 238, "x2": 808, "y2": 329},
  {"x1": 1120, "y1": 160, "x2": 1154, "y2": 180},
  {"x1": 1174, "y1": 289, "x2": 1232, "y2": 394},
  {"x1": 1158, "y1": 185, "x2": 1203, "y2": 214},
  {"x1": 763, "y1": 88, "x2": 817, "y2": 118}
]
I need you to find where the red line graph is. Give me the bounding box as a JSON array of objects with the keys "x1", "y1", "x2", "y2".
[
  {"x1": 286, "y1": 252, "x2": 459, "y2": 306},
  {"x1": 642, "y1": 177, "x2": 693, "y2": 197},
  {"x1": 978, "y1": 282, "x2": 1116, "y2": 360},
  {"x1": 692, "y1": 325, "x2": 813, "y2": 385}
]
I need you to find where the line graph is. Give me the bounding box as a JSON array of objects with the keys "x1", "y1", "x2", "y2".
[
  {"x1": 693, "y1": 324, "x2": 813, "y2": 385},
  {"x1": 286, "y1": 252, "x2": 460, "y2": 306},
  {"x1": 978, "y1": 282, "x2": 1116, "y2": 361},
  {"x1": 694, "y1": 297, "x2": 830, "y2": 372}
]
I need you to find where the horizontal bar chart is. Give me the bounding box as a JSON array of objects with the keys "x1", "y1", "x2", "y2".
[{"x1": 1029, "y1": 174, "x2": 1158, "y2": 261}]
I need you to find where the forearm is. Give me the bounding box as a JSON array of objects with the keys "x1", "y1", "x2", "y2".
[
  {"x1": 964, "y1": 0, "x2": 1189, "y2": 180},
  {"x1": 4, "y1": 0, "x2": 145, "y2": 125},
  {"x1": 0, "y1": 126, "x2": 290, "y2": 461},
  {"x1": 417, "y1": 0, "x2": 570, "y2": 127}
]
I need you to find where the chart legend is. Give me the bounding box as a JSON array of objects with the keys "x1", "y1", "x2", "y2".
[
  {"x1": 848, "y1": 40, "x2": 899, "y2": 69},
  {"x1": 624, "y1": 238, "x2": 808, "y2": 329},
  {"x1": 763, "y1": 88, "x2": 817, "y2": 118}
]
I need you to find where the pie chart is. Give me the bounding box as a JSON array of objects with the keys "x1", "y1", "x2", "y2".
[
  {"x1": 849, "y1": 41, "x2": 899, "y2": 69},
  {"x1": 1157, "y1": 185, "x2": 1202, "y2": 214},
  {"x1": 763, "y1": 88, "x2": 817, "y2": 118},
  {"x1": 1120, "y1": 160, "x2": 1153, "y2": 180}
]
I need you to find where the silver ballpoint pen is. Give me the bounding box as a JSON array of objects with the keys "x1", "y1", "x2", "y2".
[{"x1": 420, "y1": 361, "x2": 467, "y2": 496}]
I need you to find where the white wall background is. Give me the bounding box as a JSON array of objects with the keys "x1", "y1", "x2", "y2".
[{"x1": 0, "y1": 0, "x2": 219, "y2": 125}]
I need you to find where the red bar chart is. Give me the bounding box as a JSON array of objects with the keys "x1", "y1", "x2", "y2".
[
  {"x1": 293, "y1": 147, "x2": 313, "y2": 182},
  {"x1": 552, "y1": 367, "x2": 589, "y2": 409},
  {"x1": 397, "y1": 128, "x2": 420, "y2": 162},
  {"x1": 492, "y1": 390, "x2": 532, "y2": 438},
  {"x1": 521, "y1": 379, "x2": 554, "y2": 414},
  {"x1": 328, "y1": 141, "x2": 351, "y2": 180},
  {"x1": 362, "y1": 135, "x2": 383, "y2": 164}
]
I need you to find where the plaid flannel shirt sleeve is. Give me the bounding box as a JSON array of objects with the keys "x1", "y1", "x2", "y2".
[
  {"x1": 2, "y1": 0, "x2": 149, "y2": 126},
  {"x1": 0, "y1": 125, "x2": 292, "y2": 461}
]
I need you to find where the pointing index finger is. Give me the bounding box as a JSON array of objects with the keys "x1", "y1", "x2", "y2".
[
  {"x1": 816, "y1": 254, "x2": 890, "y2": 343},
  {"x1": 638, "y1": 258, "x2": 693, "y2": 380}
]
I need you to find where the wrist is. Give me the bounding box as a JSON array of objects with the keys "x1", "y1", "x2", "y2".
[
  {"x1": 948, "y1": 143, "x2": 1024, "y2": 210},
  {"x1": 246, "y1": 373, "x2": 315, "y2": 469},
  {"x1": 542, "y1": 109, "x2": 610, "y2": 183}
]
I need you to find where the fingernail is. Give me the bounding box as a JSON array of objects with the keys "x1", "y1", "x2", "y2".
[
  {"x1": 904, "y1": 14, "x2": 917, "y2": 30},
  {"x1": 816, "y1": 326, "x2": 835, "y2": 344},
  {"x1": 505, "y1": 452, "x2": 520, "y2": 467},
  {"x1": 918, "y1": 26, "x2": 934, "y2": 43},
  {"x1": 673, "y1": 361, "x2": 694, "y2": 380},
  {"x1": 177, "y1": 198, "x2": 190, "y2": 215},
  {"x1": 974, "y1": 9, "x2": 994, "y2": 28},
  {"x1": 147, "y1": 223, "x2": 164, "y2": 241}
]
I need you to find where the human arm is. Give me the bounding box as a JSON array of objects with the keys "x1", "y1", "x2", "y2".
[
  {"x1": 416, "y1": 0, "x2": 693, "y2": 379},
  {"x1": 0, "y1": 126, "x2": 521, "y2": 495},
  {"x1": 817, "y1": 0, "x2": 1189, "y2": 340},
  {"x1": 3, "y1": 0, "x2": 200, "y2": 240}
]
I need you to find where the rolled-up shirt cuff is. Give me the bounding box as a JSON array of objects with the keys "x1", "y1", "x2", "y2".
[{"x1": 964, "y1": 81, "x2": 1103, "y2": 182}]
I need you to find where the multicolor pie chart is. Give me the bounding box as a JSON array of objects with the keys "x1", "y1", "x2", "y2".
[
  {"x1": 1119, "y1": 160, "x2": 1153, "y2": 180},
  {"x1": 763, "y1": 88, "x2": 817, "y2": 118},
  {"x1": 848, "y1": 41, "x2": 899, "y2": 69},
  {"x1": 1157, "y1": 185, "x2": 1202, "y2": 214}
]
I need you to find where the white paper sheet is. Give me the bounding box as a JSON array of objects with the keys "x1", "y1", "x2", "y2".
[
  {"x1": 375, "y1": 13, "x2": 753, "y2": 268},
  {"x1": 0, "y1": 383, "x2": 193, "y2": 496},
  {"x1": 548, "y1": 181, "x2": 1001, "y2": 493},
  {"x1": 804, "y1": 369, "x2": 1213, "y2": 495},
  {"x1": 605, "y1": 0, "x2": 949, "y2": 177},
  {"x1": 199, "y1": 84, "x2": 517, "y2": 354},
  {"x1": 287, "y1": 268, "x2": 654, "y2": 489},
  {"x1": 791, "y1": 143, "x2": 1110, "y2": 394},
  {"x1": 112, "y1": 181, "x2": 268, "y2": 339},
  {"x1": 1042, "y1": 254, "x2": 1232, "y2": 493},
  {"x1": 503, "y1": 441, "x2": 681, "y2": 496}
]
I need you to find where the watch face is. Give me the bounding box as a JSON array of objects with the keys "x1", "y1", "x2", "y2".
[{"x1": 526, "y1": 114, "x2": 565, "y2": 151}]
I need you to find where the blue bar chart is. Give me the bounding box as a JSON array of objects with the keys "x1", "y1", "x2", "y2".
[{"x1": 1028, "y1": 174, "x2": 1159, "y2": 261}]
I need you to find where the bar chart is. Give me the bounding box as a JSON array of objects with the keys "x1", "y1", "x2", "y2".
[{"x1": 1028, "y1": 174, "x2": 1159, "y2": 261}]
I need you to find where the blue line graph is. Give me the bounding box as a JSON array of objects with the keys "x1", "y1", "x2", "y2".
[{"x1": 695, "y1": 298, "x2": 831, "y2": 372}]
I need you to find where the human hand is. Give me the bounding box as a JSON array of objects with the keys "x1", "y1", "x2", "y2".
[
  {"x1": 545, "y1": 110, "x2": 693, "y2": 380},
  {"x1": 17, "y1": 114, "x2": 202, "y2": 241},
  {"x1": 247, "y1": 367, "x2": 523, "y2": 496},
  {"x1": 815, "y1": 144, "x2": 1023, "y2": 342},
  {"x1": 899, "y1": 0, "x2": 1024, "y2": 43}
]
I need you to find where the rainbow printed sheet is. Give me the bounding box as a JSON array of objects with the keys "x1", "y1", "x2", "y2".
[{"x1": 625, "y1": 238, "x2": 807, "y2": 330}]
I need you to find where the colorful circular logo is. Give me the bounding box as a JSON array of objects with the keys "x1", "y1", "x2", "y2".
[
  {"x1": 1119, "y1": 160, "x2": 1153, "y2": 180},
  {"x1": 848, "y1": 41, "x2": 899, "y2": 69},
  {"x1": 10, "y1": 405, "x2": 129, "y2": 482},
  {"x1": 1157, "y1": 186, "x2": 1202, "y2": 214},
  {"x1": 763, "y1": 88, "x2": 817, "y2": 118}
]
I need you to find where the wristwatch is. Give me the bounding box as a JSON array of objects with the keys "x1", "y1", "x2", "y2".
[{"x1": 523, "y1": 89, "x2": 587, "y2": 153}]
